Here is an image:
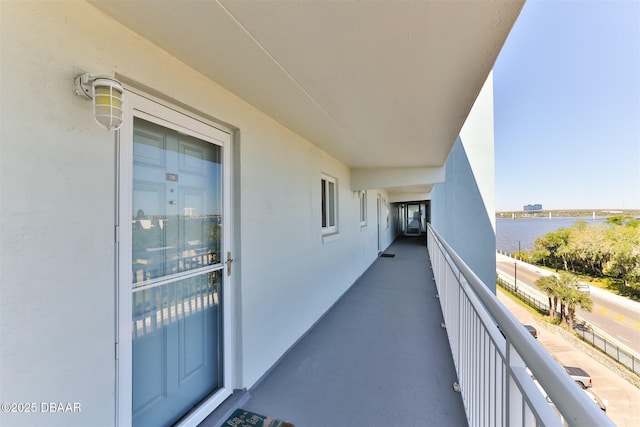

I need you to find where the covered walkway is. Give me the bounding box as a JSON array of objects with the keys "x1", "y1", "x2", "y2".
[{"x1": 202, "y1": 236, "x2": 466, "y2": 427}]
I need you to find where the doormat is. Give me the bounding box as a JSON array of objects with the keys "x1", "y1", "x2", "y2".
[
  {"x1": 380, "y1": 253, "x2": 396, "y2": 258},
  {"x1": 223, "y1": 409, "x2": 295, "y2": 427}
]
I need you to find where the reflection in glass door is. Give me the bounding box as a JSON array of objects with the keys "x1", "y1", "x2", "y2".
[
  {"x1": 398, "y1": 204, "x2": 406, "y2": 235},
  {"x1": 131, "y1": 117, "x2": 224, "y2": 427},
  {"x1": 405, "y1": 203, "x2": 423, "y2": 236}
]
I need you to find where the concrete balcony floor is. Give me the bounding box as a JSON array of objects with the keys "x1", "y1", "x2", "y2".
[{"x1": 201, "y1": 236, "x2": 467, "y2": 427}]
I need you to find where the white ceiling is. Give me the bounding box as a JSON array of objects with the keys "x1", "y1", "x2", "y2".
[{"x1": 90, "y1": 0, "x2": 523, "y2": 190}]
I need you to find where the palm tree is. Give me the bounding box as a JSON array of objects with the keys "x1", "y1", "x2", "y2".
[
  {"x1": 536, "y1": 272, "x2": 592, "y2": 328},
  {"x1": 556, "y1": 272, "x2": 592, "y2": 329},
  {"x1": 564, "y1": 287, "x2": 593, "y2": 330},
  {"x1": 536, "y1": 275, "x2": 560, "y2": 320}
]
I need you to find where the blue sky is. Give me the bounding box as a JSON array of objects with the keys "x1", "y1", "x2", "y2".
[{"x1": 493, "y1": 0, "x2": 640, "y2": 211}]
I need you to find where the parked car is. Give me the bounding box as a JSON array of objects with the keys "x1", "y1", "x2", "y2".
[
  {"x1": 583, "y1": 388, "x2": 607, "y2": 412},
  {"x1": 563, "y1": 366, "x2": 592, "y2": 389},
  {"x1": 533, "y1": 379, "x2": 608, "y2": 426},
  {"x1": 527, "y1": 365, "x2": 592, "y2": 389},
  {"x1": 524, "y1": 324, "x2": 538, "y2": 339},
  {"x1": 577, "y1": 283, "x2": 590, "y2": 294}
]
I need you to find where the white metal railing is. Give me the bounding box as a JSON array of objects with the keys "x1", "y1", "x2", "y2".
[{"x1": 427, "y1": 224, "x2": 614, "y2": 427}]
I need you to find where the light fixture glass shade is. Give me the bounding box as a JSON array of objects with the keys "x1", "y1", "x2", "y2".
[{"x1": 92, "y1": 78, "x2": 123, "y2": 131}]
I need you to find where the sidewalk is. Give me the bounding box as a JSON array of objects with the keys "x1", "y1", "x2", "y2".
[
  {"x1": 498, "y1": 289, "x2": 640, "y2": 427},
  {"x1": 201, "y1": 237, "x2": 466, "y2": 427}
]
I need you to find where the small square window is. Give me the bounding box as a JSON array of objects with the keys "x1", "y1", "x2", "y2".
[{"x1": 321, "y1": 174, "x2": 337, "y2": 234}]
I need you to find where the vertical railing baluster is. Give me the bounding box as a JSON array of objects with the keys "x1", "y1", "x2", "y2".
[{"x1": 427, "y1": 225, "x2": 613, "y2": 427}]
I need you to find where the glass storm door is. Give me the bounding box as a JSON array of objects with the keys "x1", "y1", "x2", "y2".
[
  {"x1": 405, "y1": 204, "x2": 422, "y2": 236},
  {"x1": 125, "y1": 107, "x2": 230, "y2": 427}
]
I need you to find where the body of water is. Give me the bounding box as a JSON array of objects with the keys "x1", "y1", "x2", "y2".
[{"x1": 496, "y1": 217, "x2": 607, "y2": 253}]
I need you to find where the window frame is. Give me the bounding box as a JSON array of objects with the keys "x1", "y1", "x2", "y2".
[
  {"x1": 359, "y1": 190, "x2": 367, "y2": 226},
  {"x1": 321, "y1": 174, "x2": 338, "y2": 235}
]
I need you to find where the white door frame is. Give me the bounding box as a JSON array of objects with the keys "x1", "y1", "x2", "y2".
[
  {"x1": 377, "y1": 194, "x2": 382, "y2": 252},
  {"x1": 117, "y1": 90, "x2": 234, "y2": 427}
]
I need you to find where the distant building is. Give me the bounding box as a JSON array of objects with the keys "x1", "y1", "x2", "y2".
[{"x1": 523, "y1": 204, "x2": 543, "y2": 211}]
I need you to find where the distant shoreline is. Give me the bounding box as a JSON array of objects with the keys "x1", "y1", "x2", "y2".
[{"x1": 495, "y1": 209, "x2": 640, "y2": 219}]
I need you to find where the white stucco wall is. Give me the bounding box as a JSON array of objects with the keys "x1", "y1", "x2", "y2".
[
  {"x1": 459, "y1": 73, "x2": 496, "y2": 232},
  {"x1": 1, "y1": 3, "x2": 119, "y2": 427},
  {"x1": 236, "y1": 123, "x2": 393, "y2": 387},
  {"x1": 0, "y1": 2, "x2": 394, "y2": 426},
  {"x1": 430, "y1": 75, "x2": 497, "y2": 290}
]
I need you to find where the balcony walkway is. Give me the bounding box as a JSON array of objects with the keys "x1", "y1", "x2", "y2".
[{"x1": 202, "y1": 236, "x2": 467, "y2": 427}]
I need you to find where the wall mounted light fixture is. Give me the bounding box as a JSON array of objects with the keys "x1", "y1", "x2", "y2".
[{"x1": 74, "y1": 73, "x2": 124, "y2": 131}]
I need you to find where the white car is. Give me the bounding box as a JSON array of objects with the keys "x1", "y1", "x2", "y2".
[
  {"x1": 532, "y1": 379, "x2": 608, "y2": 425},
  {"x1": 577, "y1": 283, "x2": 590, "y2": 294},
  {"x1": 583, "y1": 389, "x2": 607, "y2": 412}
]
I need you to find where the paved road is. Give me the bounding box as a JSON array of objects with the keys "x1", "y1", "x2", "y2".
[
  {"x1": 498, "y1": 288, "x2": 640, "y2": 427},
  {"x1": 497, "y1": 253, "x2": 640, "y2": 354}
]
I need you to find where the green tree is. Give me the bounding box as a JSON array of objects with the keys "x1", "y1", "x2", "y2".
[
  {"x1": 537, "y1": 272, "x2": 592, "y2": 328},
  {"x1": 555, "y1": 272, "x2": 592, "y2": 329},
  {"x1": 536, "y1": 275, "x2": 561, "y2": 320},
  {"x1": 606, "y1": 215, "x2": 640, "y2": 228},
  {"x1": 531, "y1": 219, "x2": 640, "y2": 299},
  {"x1": 564, "y1": 222, "x2": 605, "y2": 275},
  {"x1": 602, "y1": 225, "x2": 640, "y2": 295},
  {"x1": 563, "y1": 286, "x2": 593, "y2": 330},
  {"x1": 534, "y1": 228, "x2": 570, "y2": 271},
  {"x1": 556, "y1": 272, "x2": 575, "y2": 324}
]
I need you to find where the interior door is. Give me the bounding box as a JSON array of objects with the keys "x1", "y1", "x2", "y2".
[{"x1": 119, "y1": 92, "x2": 232, "y2": 427}]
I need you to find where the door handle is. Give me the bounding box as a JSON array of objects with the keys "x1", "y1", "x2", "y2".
[{"x1": 225, "y1": 251, "x2": 234, "y2": 276}]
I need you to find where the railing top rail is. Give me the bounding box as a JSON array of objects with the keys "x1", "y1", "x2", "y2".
[{"x1": 427, "y1": 224, "x2": 614, "y2": 427}]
